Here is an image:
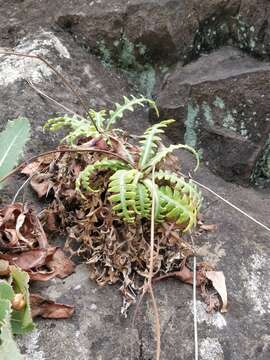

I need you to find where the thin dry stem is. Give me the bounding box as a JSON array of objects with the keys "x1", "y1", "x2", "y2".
[
  {"x1": 181, "y1": 172, "x2": 270, "y2": 233},
  {"x1": 0, "y1": 50, "x2": 99, "y2": 132},
  {"x1": 26, "y1": 80, "x2": 82, "y2": 118},
  {"x1": 149, "y1": 166, "x2": 161, "y2": 360},
  {"x1": 190, "y1": 234, "x2": 198, "y2": 360},
  {"x1": 0, "y1": 147, "x2": 132, "y2": 185}
]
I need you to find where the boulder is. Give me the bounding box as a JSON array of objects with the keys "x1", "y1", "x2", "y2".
[
  {"x1": 154, "y1": 47, "x2": 270, "y2": 183},
  {"x1": 3, "y1": 0, "x2": 270, "y2": 68},
  {"x1": 0, "y1": 29, "x2": 137, "y2": 202},
  {"x1": 0, "y1": 3, "x2": 269, "y2": 360}
]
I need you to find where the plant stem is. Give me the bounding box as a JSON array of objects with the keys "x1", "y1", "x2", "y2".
[
  {"x1": 149, "y1": 166, "x2": 161, "y2": 360},
  {"x1": 181, "y1": 172, "x2": 270, "y2": 233},
  {"x1": 0, "y1": 51, "x2": 100, "y2": 132},
  {"x1": 0, "y1": 147, "x2": 131, "y2": 185}
]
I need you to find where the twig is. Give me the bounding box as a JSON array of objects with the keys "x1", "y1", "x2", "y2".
[
  {"x1": 0, "y1": 50, "x2": 100, "y2": 132},
  {"x1": 190, "y1": 234, "x2": 198, "y2": 360},
  {"x1": 12, "y1": 175, "x2": 32, "y2": 204},
  {"x1": 131, "y1": 167, "x2": 161, "y2": 360},
  {"x1": 0, "y1": 147, "x2": 132, "y2": 185},
  {"x1": 149, "y1": 166, "x2": 161, "y2": 360},
  {"x1": 181, "y1": 172, "x2": 270, "y2": 234},
  {"x1": 26, "y1": 80, "x2": 83, "y2": 118}
]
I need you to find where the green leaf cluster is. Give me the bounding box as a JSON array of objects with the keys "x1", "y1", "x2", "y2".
[
  {"x1": 45, "y1": 95, "x2": 158, "y2": 145},
  {"x1": 74, "y1": 100, "x2": 202, "y2": 232}
]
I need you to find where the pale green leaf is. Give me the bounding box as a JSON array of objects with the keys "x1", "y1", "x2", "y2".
[
  {"x1": 0, "y1": 299, "x2": 23, "y2": 360},
  {"x1": 0, "y1": 117, "x2": 30, "y2": 189},
  {"x1": 10, "y1": 267, "x2": 35, "y2": 335}
]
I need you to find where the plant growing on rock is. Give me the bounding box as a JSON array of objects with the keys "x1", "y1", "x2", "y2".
[
  {"x1": 46, "y1": 96, "x2": 202, "y2": 232},
  {"x1": 40, "y1": 96, "x2": 206, "y2": 313}
]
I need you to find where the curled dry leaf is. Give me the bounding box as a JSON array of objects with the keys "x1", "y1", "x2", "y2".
[
  {"x1": 0, "y1": 259, "x2": 10, "y2": 276},
  {"x1": 206, "y1": 271, "x2": 228, "y2": 312},
  {"x1": 0, "y1": 203, "x2": 48, "y2": 250},
  {"x1": 30, "y1": 174, "x2": 53, "y2": 198},
  {"x1": 0, "y1": 249, "x2": 48, "y2": 270},
  {"x1": 30, "y1": 293, "x2": 74, "y2": 319},
  {"x1": 0, "y1": 242, "x2": 74, "y2": 281},
  {"x1": 47, "y1": 248, "x2": 75, "y2": 279},
  {"x1": 153, "y1": 263, "x2": 205, "y2": 286}
]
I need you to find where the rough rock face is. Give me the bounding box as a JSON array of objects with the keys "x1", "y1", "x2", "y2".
[
  {"x1": 0, "y1": 29, "x2": 135, "y2": 202},
  {"x1": 1, "y1": 0, "x2": 270, "y2": 64},
  {"x1": 0, "y1": 1, "x2": 270, "y2": 360},
  {"x1": 154, "y1": 47, "x2": 270, "y2": 183}
]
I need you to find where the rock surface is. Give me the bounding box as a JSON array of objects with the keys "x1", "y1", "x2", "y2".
[
  {"x1": 0, "y1": 1, "x2": 269, "y2": 360},
  {"x1": 154, "y1": 47, "x2": 270, "y2": 183}
]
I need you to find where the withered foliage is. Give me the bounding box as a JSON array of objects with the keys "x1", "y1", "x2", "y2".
[
  {"x1": 20, "y1": 138, "x2": 224, "y2": 314},
  {"x1": 0, "y1": 202, "x2": 74, "y2": 281}
]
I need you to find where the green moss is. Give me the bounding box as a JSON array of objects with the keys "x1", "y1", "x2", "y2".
[
  {"x1": 95, "y1": 35, "x2": 156, "y2": 98},
  {"x1": 213, "y1": 96, "x2": 225, "y2": 109},
  {"x1": 251, "y1": 135, "x2": 270, "y2": 185},
  {"x1": 223, "y1": 112, "x2": 237, "y2": 132},
  {"x1": 139, "y1": 65, "x2": 156, "y2": 98},
  {"x1": 202, "y1": 102, "x2": 214, "y2": 126}
]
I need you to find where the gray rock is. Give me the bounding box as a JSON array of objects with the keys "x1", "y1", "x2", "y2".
[
  {"x1": 16, "y1": 168, "x2": 270, "y2": 360},
  {"x1": 154, "y1": 47, "x2": 270, "y2": 183},
  {"x1": 1, "y1": 0, "x2": 270, "y2": 66},
  {"x1": 0, "y1": 3, "x2": 269, "y2": 360}
]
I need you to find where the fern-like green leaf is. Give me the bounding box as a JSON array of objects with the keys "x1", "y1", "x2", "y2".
[
  {"x1": 88, "y1": 109, "x2": 107, "y2": 130},
  {"x1": 0, "y1": 117, "x2": 30, "y2": 190},
  {"x1": 106, "y1": 95, "x2": 159, "y2": 130},
  {"x1": 155, "y1": 170, "x2": 203, "y2": 211},
  {"x1": 108, "y1": 169, "x2": 141, "y2": 223},
  {"x1": 45, "y1": 115, "x2": 99, "y2": 145},
  {"x1": 158, "y1": 185, "x2": 199, "y2": 232},
  {"x1": 76, "y1": 159, "x2": 128, "y2": 192},
  {"x1": 145, "y1": 144, "x2": 200, "y2": 172},
  {"x1": 139, "y1": 119, "x2": 175, "y2": 169},
  {"x1": 135, "y1": 183, "x2": 151, "y2": 218},
  {"x1": 142, "y1": 178, "x2": 163, "y2": 222}
]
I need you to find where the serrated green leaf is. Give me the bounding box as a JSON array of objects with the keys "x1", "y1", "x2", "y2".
[
  {"x1": 0, "y1": 299, "x2": 23, "y2": 360},
  {"x1": 108, "y1": 169, "x2": 141, "y2": 222},
  {"x1": 0, "y1": 117, "x2": 30, "y2": 189},
  {"x1": 106, "y1": 95, "x2": 159, "y2": 130},
  {"x1": 44, "y1": 115, "x2": 99, "y2": 145},
  {"x1": 10, "y1": 267, "x2": 35, "y2": 335},
  {"x1": 139, "y1": 120, "x2": 175, "y2": 169},
  {"x1": 145, "y1": 143, "x2": 199, "y2": 172},
  {"x1": 76, "y1": 158, "x2": 128, "y2": 193}
]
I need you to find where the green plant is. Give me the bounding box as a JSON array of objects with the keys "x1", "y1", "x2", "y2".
[
  {"x1": 78, "y1": 121, "x2": 201, "y2": 231},
  {"x1": 45, "y1": 95, "x2": 158, "y2": 145},
  {"x1": 46, "y1": 96, "x2": 202, "y2": 232},
  {"x1": 0, "y1": 264, "x2": 34, "y2": 359},
  {"x1": 0, "y1": 117, "x2": 31, "y2": 189}
]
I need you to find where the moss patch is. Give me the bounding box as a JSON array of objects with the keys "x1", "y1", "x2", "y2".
[{"x1": 95, "y1": 35, "x2": 158, "y2": 98}]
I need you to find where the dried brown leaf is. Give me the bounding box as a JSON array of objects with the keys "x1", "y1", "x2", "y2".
[
  {"x1": 206, "y1": 271, "x2": 228, "y2": 312},
  {"x1": 30, "y1": 174, "x2": 52, "y2": 198},
  {"x1": 0, "y1": 203, "x2": 48, "y2": 250},
  {"x1": 200, "y1": 224, "x2": 217, "y2": 231},
  {"x1": 30, "y1": 293, "x2": 74, "y2": 319},
  {"x1": 0, "y1": 249, "x2": 48, "y2": 270},
  {"x1": 47, "y1": 248, "x2": 75, "y2": 279},
  {"x1": 0, "y1": 259, "x2": 10, "y2": 276}
]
